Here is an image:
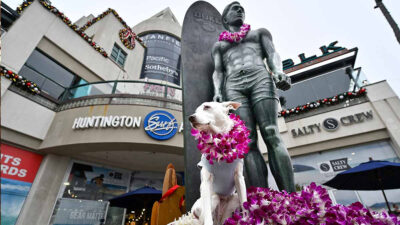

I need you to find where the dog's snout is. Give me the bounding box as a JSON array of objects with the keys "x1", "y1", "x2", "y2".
[{"x1": 189, "y1": 115, "x2": 196, "y2": 123}]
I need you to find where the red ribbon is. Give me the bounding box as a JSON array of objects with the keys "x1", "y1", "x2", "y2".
[{"x1": 159, "y1": 185, "x2": 180, "y2": 203}]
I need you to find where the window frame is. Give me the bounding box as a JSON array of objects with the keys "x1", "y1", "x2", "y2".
[
  {"x1": 110, "y1": 43, "x2": 127, "y2": 67},
  {"x1": 19, "y1": 48, "x2": 85, "y2": 101}
]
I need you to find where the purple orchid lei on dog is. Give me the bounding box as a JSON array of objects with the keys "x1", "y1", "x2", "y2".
[
  {"x1": 219, "y1": 24, "x2": 251, "y2": 43},
  {"x1": 191, "y1": 114, "x2": 250, "y2": 165},
  {"x1": 224, "y1": 183, "x2": 399, "y2": 225}
]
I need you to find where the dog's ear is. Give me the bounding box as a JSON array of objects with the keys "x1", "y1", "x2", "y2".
[{"x1": 222, "y1": 101, "x2": 241, "y2": 110}]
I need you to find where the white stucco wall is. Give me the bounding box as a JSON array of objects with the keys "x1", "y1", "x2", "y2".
[
  {"x1": 1, "y1": 1, "x2": 56, "y2": 72},
  {"x1": 1, "y1": 1, "x2": 132, "y2": 82},
  {"x1": 367, "y1": 81, "x2": 400, "y2": 157},
  {"x1": 133, "y1": 8, "x2": 181, "y2": 38},
  {"x1": 74, "y1": 14, "x2": 94, "y2": 28},
  {"x1": 84, "y1": 13, "x2": 146, "y2": 81},
  {"x1": 1, "y1": 77, "x2": 12, "y2": 97},
  {"x1": 1, "y1": 91, "x2": 55, "y2": 140}
]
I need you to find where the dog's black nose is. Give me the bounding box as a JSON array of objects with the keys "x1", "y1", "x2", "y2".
[{"x1": 188, "y1": 115, "x2": 196, "y2": 123}]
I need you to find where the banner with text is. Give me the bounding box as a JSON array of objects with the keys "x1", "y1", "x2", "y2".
[{"x1": 1, "y1": 144, "x2": 43, "y2": 225}]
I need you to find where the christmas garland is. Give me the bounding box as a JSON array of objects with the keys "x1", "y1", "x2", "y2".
[
  {"x1": 17, "y1": 0, "x2": 108, "y2": 58},
  {"x1": 279, "y1": 87, "x2": 367, "y2": 118},
  {"x1": 78, "y1": 8, "x2": 146, "y2": 49},
  {"x1": 0, "y1": 66, "x2": 41, "y2": 94},
  {"x1": 16, "y1": 0, "x2": 32, "y2": 13}
]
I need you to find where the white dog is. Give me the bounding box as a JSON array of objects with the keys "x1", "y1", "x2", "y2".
[{"x1": 171, "y1": 102, "x2": 247, "y2": 225}]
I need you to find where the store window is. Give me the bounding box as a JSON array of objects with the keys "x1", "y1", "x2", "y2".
[
  {"x1": 140, "y1": 32, "x2": 181, "y2": 86},
  {"x1": 19, "y1": 49, "x2": 86, "y2": 100},
  {"x1": 291, "y1": 141, "x2": 400, "y2": 211},
  {"x1": 278, "y1": 67, "x2": 351, "y2": 109},
  {"x1": 50, "y1": 162, "x2": 130, "y2": 225},
  {"x1": 110, "y1": 43, "x2": 127, "y2": 67},
  {"x1": 0, "y1": 144, "x2": 43, "y2": 225}
]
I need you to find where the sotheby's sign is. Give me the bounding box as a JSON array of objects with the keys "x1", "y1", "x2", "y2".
[{"x1": 72, "y1": 110, "x2": 183, "y2": 140}]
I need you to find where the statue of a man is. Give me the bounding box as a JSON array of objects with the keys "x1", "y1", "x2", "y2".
[{"x1": 212, "y1": 2, "x2": 295, "y2": 192}]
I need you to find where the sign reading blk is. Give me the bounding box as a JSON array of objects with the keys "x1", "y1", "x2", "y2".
[{"x1": 144, "y1": 110, "x2": 178, "y2": 140}]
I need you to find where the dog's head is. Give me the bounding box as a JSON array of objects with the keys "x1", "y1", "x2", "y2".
[{"x1": 188, "y1": 101, "x2": 241, "y2": 134}]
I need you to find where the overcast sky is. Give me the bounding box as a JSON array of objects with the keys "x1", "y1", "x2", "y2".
[{"x1": 5, "y1": 0, "x2": 400, "y2": 95}]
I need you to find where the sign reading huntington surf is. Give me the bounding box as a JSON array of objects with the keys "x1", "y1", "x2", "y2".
[{"x1": 144, "y1": 110, "x2": 178, "y2": 140}]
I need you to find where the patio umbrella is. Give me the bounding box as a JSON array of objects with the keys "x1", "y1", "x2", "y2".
[
  {"x1": 109, "y1": 186, "x2": 161, "y2": 210},
  {"x1": 323, "y1": 160, "x2": 400, "y2": 214}
]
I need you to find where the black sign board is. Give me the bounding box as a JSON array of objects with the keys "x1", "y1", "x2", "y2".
[
  {"x1": 323, "y1": 118, "x2": 339, "y2": 131},
  {"x1": 140, "y1": 33, "x2": 181, "y2": 85},
  {"x1": 330, "y1": 158, "x2": 350, "y2": 172}
]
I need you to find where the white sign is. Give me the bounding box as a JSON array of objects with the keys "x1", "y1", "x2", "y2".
[
  {"x1": 72, "y1": 116, "x2": 141, "y2": 129},
  {"x1": 318, "y1": 161, "x2": 333, "y2": 174}
]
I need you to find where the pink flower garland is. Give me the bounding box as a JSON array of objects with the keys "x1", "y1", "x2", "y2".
[
  {"x1": 224, "y1": 183, "x2": 399, "y2": 225},
  {"x1": 219, "y1": 24, "x2": 251, "y2": 43},
  {"x1": 191, "y1": 114, "x2": 250, "y2": 164}
]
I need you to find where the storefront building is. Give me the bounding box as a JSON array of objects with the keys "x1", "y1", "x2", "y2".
[
  {"x1": 265, "y1": 42, "x2": 400, "y2": 212},
  {"x1": 1, "y1": 1, "x2": 400, "y2": 225},
  {"x1": 1, "y1": 1, "x2": 183, "y2": 225}
]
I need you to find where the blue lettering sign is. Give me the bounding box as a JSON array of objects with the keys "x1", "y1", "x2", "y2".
[{"x1": 144, "y1": 110, "x2": 178, "y2": 140}]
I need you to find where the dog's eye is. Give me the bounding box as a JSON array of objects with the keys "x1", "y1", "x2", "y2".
[{"x1": 203, "y1": 105, "x2": 211, "y2": 110}]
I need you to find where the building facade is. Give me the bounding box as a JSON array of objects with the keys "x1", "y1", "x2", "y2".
[
  {"x1": 267, "y1": 42, "x2": 400, "y2": 211},
  {"x1": 1, "y1": 1, "x2": 400, "y2": 225},
  {"x1": 1, "y1": 1, "x2": 183, "y2": 225}
]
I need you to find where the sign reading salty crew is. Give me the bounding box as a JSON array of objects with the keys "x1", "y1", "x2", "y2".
[{"x1": 291, "y1": 110, "x2": 373, "y2": 137}]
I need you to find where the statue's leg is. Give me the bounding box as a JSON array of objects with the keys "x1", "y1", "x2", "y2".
[
  {"x1": 253, "y1": 99, "x2": 295, "y2": 192},
  {"x1": 225, "y1": 82, "x2": 268, "y2": 188},
  {"x1": 234, "y1": 106, "x2": 268, "y2": 188}
]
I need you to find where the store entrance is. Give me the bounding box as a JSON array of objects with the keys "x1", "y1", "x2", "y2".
[{"x1": 109, "y1": 186, "x2": 161, "y2": 225}]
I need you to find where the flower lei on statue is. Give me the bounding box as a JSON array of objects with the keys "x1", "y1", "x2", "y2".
[
  {"x1": 224, "y1": 183, "x2": 399, "y2": 225},
  {"x1": 191, "y1": 114, "x2": 250, "y2": 165},
  {"x1": 219, "y1": 24, "x2": 251, "y2": 43}
]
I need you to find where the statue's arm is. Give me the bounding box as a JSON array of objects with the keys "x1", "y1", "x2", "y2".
[
  {"x1": 259, "y1": 28, "x2": 291, "y2": 91},
  {"x1": 211, "y1": 43, "x2": 224, "y2": 102}
]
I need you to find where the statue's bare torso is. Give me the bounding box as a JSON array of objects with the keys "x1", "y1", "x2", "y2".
[{"x1": 215, "y1": 29, "x2": 268, "y2": 76}]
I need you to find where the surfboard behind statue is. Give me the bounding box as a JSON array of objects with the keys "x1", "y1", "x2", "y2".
[{"x1": 181, "y1": 1, "x2": 224, "y2": 210}]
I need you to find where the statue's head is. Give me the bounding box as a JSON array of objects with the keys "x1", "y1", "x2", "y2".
[{"x1": 222, "y1": 2, "x2": 245, "y2": 30}]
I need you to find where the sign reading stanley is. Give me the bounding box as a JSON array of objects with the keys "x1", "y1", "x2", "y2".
[{"x1": 144, "y1": 110, "x2": 178, "y2": 140}]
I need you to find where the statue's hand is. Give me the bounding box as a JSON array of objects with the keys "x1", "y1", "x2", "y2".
[
  {"x1": 213, "y1": 93, "x2": 223, "y2": 102},
  {"x1": 273, "y1": 72, "x2": 291, "y2": 91}
]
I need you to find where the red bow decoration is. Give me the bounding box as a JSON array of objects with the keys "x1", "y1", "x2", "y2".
[{"x1": 120, "y1": 28, "x2": 136, "y2": 49}]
